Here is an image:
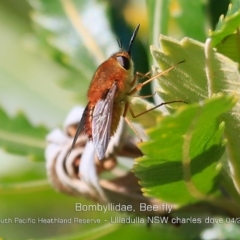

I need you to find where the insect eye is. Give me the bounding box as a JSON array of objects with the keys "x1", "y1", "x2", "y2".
[{"x1": 116, "y1": 56, "x2": 130, "y2": 70}]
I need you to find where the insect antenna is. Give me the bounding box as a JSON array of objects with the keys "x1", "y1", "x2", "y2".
[
  {"x1": 117, "y1": 39, "x2": 122, "y2": 49},
  {"x1": 128, "y1": 24, "x2": 140, "y2": 55}
]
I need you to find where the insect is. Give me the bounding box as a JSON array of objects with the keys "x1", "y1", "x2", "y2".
[{"x1": 70, "y1": 24, "x2": 184, "y2": 160}]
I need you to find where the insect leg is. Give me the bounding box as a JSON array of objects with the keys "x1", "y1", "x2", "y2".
[
  {"x1": 123, "y1": 102, "x2": 143, "y2": 141},
  {"x1": 128, "y1": 100, "x2": 186, "y2": 118},
  {"x1": 129, "y1": 60, "x2": 185, "y2": 96},
  {"x1": 130, "y1": 71, "x2": 151, "y2": 87},
  {"x1": 134, "y1": 91, "x2": 157, "y2": 99}
]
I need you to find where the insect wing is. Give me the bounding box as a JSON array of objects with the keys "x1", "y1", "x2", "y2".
[
  {"x1": 68, "y1": 105, "x2": 88, "y2": 157},
  {"x1": 92, "y1": 84, "x2": 117, "y2": 160}
]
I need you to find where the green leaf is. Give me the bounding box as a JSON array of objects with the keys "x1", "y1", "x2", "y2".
[
  {"x1": 173, "y1": 0, "x2": 206, "y2": 41},
  {"x1": 146, "y1": 0, "x2": 170, "y2": 44},
  {"x1": 0, "y1": 1, "x2": 76, "y2": 127},
  {"x1": 150, "y1": 35, "x2": 240, "y2": 194},
  {"x1": 29, "y1": 0, "x2": 117, "y2": 100},
  {"x1": 209, "y1": 0, "x2": 240, "y2": 47},
  {"x1": 215, "y1": 33, "x2": 240, "y2": 64},
  {"x1": 0, "y1": 108, "x2": 48, "y2": 161},
  {"x1": 134, "y1": 95, "x2": 236, "y2": 204},
  {"x1": 146, "y1": 0, "x2": 206, "y2": 44}
]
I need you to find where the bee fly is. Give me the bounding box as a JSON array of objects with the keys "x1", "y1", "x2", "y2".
[{"x1": 70, "y1": 24, "x2": 184, "y2": 160}]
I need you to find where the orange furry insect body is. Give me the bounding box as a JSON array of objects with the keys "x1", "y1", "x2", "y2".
[{"x1": 86, "y1": 51, "x2": 133, "y2": 137}]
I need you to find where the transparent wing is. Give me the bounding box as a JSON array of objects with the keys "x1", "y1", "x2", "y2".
[{"x1": 92, "y1": 83, "x2": 117, "y2": 160}]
